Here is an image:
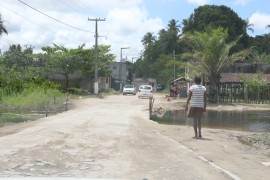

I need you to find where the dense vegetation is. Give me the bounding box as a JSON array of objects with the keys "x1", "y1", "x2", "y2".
[
  {"x1": 1, "y1": 4, "x2": 270, "y2": 108},
  {"x1": 0, "y1": 13, "x2": 115, "y2": 111},
  {"x1": 133, "y1": 5, "x2": 270, "y2": 87}
]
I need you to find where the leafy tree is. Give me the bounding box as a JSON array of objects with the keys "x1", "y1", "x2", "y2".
[
  {"x1": 96, "y1": 45, "x2": 115, "y2": 77},
  {"x1": 42, "y1": 44, "x2": 84, "y2": 90},
  {"x1": 150, "y1": 54, "x2": 181, "y2": 84},
  {"x1": 0, "y1": 44, "x2": 44, "y2": 96},
  {"x1": 182, "y1": 5, "x2": 249, "y2": 49},
  {"x1": 136, "y1": 34, "x2": 160, "y2": 78},
  {"x1": 250, "y1": 34, "x2": 270, "y2": 54},
  {"x1": 246, "y1": 50, "x2": 270, "y2": 64},
  {"x1": 135, "y1": 19, "x2": 182, "y2": 82},
  {"x1": 41, "y1": 44, "x2": 115, "y2": 90},
  {"x1": 77, "y1": 44, "x2": 115, "y2": 78},
  {"x1": 2, "y1": 44, "x2": 35, "y2": 70}
]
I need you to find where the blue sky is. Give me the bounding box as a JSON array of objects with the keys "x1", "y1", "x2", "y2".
[
  {"x1": 143, "y1": 0, "x2": 270, "y2": 35},
  {"x1": 0, "y1": 0, "x2": 270, "y2": 61}
]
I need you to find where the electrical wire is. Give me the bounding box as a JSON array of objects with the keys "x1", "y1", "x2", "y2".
[
  {"x1": 18, "y1": 0, "x2": 94, "y2": 33},
  {"x1": 69, "y1": 0, "x2": 101, "y2": 17},
  {"x1": 57, "y1": 0, "x2": 82, "y2": 14},
  {"x1": 0, "y1": 2, "x2": 56, "y2": 34}
]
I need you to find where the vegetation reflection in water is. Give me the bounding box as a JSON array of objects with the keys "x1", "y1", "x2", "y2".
[{"x1": 151, "y1": 110, "x2": 270, "y2": 132}]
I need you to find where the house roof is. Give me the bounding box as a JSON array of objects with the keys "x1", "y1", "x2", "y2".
[{"x1": 220, "y1": 73, "x2": 270, "y2": 83}]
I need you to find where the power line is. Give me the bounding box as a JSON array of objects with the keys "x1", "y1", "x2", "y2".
[
  {"x1": 57, "y1": 0, "x2": 82, "y2": 14},
  {"x1": 71, "y1": 1, "x2": 93, "y2": 13},
  {"x1": 0, "y1": 2, "x2": 56, "y2": 34},
  {"x1": 18, "y1": 0, "x2": 94, "y2": 33}
]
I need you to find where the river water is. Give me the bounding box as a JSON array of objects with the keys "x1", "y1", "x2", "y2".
[{"x1": 151, "y1": 110, "x2": 270, "y2": 132}]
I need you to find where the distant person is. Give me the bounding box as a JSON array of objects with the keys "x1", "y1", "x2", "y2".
[
  {"x1": 173, "y1": 83, "x2": 177, "y2": 96},
  {"x1": 185, "y1": 76, "x2": 207, "y2": 139},
  {"x1": 170, "y1": 82, "x2": 174, "y2": 97}
]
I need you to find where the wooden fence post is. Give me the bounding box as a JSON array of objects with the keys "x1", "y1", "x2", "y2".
[{"x1": 149, "y1": 97, "x2": 154, "y2": 118}]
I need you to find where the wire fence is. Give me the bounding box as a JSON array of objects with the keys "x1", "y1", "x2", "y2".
[{"x1": 208, "y1": 84, "x2": 270, "y2": 104}]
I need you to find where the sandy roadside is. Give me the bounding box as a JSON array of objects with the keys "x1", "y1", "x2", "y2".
[
  {"x1": 151, "y1": 93, "x2": 270, "y2": 179},
  {"x1": 0, "y1": 93, "x2": 269, "y2": 179},
  {"x1": 152, "y1": 93, "x2": 270, "y2": 148}
]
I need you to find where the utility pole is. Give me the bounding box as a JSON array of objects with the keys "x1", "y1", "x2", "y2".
[
  {"x1": 173, "y1": 49, "x2": 176, "y2": 80},
  {"x1": 119, "y1": 47, "x2": 129, "y2": 91},
  {"x1": 88, "y1": 18, "x2": 106, "y2": 94}
]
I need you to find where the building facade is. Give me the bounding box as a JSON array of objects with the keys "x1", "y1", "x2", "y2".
[{"x1": 109, "y1": 61, "x2": 132, "y2": 90}]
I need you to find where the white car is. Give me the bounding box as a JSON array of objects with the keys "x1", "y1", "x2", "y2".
[
  {"x1": 123, "y1": 84, "x2": 136, "y2": 95},
  {"x1": 137, "y1": 85, "x2": 153, "y2": 98}
]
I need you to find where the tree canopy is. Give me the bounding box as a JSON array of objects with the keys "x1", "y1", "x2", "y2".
[
  {"x1": 182, "y1": 27, "x2": 247, "y2": 86},
  {"x1": 134, "y1": 4, "x2": 269, "y2": 87},
  {"x1": 182, "y1": 5, "x2": 249, "y2": 49}
]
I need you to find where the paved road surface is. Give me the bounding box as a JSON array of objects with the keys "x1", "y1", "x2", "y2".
[{"x1": 0, "y1": 95, "x2": 240, "y2": 179}]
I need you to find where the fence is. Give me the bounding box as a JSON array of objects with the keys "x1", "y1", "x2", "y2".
[{"x1": 208, "y1": 83, "x2": 270, "y2": 104}]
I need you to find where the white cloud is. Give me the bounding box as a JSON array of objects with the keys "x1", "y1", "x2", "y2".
[
  {"x1": 249, "y1": 12, "x2": 270, "y2": 32},
  {"x1": 104, "y1": 7, "x2": 163, "y2": 60},
  {"x1": 187, "y1": 0, "x2": 210, "y2": 6},
  {"x1": 0, "y1": 0, "x2": 163, "y2": 61}
]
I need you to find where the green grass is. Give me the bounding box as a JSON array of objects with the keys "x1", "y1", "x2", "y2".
[{"x1": 0, "y1": 86, "x2": 67, "y2": 112}]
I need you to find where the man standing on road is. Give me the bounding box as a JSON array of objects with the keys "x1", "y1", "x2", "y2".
[{"x1": 185, "y1": 76, "x2": 207, "y2": 139}]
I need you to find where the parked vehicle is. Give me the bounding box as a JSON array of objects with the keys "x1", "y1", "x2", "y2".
[
  {"x1": 123, "y1": 84, "x2": 136, "y2": 95},
  {"x1": 156, "y1": 84, "x2": 164, "y2": 91},
  {"x1": 138, "y1": 85, "x2": 153, "y2": 98}
]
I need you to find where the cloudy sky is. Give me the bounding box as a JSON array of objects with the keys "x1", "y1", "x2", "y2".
[{"x1": 0, "y1": 0, "x2": 270, "y2": 61}]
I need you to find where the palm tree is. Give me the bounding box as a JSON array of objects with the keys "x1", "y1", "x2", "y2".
[
  {"x1": 141, "y1": 32, "x2": 156, "y2": 47},
  {"x1": 183, "y1": 27, "x2": 247, "y2": 87},
  {"x1": 182, "y1": 28, "x2": 249, "y2": 103},
  {"x1": 0, "y1": 14, "x2": 8, "y2": 36},
  {"x1": 157, "y1": 19, "x2": 181, "y2": 54},
  {"x1": 244, "y1": 18, "x2": 254, "y2": 33},
  {"x1": 182, "y1": 14, "x2": 194, "y2": 33},
  {"x1": 167, "y1": 19, "x2": 181, "y2": 33}
]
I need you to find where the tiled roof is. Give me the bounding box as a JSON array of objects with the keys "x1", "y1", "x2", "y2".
[{"x1": 220, "y1": 73, "x2": 270, "y2": 83}]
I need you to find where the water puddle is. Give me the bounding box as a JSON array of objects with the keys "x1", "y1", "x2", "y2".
[{"x1": 151, "y1": 110, "x2": 270, "y2": 132}]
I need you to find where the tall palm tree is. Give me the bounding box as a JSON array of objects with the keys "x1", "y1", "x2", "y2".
[
  {"x1": 182, "y1": 27, "x2": 249, "y2": 103},
  {"x1": 141, "y1": 32, "x2": 156, "y2": 47},
  {"x1": 182, "y1": 14, "x2": 194, "y2": 33},
  {"x1": 167, "y1": 19, "x2": 181, "y2": 33},
  {"x1": 244, "y1": 18, "x2": 254, "y2": 33},
  {"x1": 0, "y1": 14, "x2": 8, "y2": 36},
  {"x1": 183, "y1": 27, "x2": 247, "y2": 86}
]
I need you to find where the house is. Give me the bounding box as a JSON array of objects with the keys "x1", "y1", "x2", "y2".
[
  {"x1": 109, "y1": 61, "x2": 132, "y2": 90},
  {"x1": 133, "y1": 78, "x2": 157, "y2": 90},
  {"x1": 220, "y1": 73, "x2": 270, "y2": 83}
]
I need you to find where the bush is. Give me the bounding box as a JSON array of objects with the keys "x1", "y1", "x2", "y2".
[{"x1": 67, "y1": 87, "x2": 89, "y2": 95}]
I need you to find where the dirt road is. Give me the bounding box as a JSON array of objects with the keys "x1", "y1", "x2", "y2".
[{"x1": 0, "y1": 95, "x2": 269, "y2": 179}]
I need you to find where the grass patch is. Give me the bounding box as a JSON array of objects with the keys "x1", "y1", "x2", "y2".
[{"x1": 0, "y1": 86, "x2": 68, "y2": 112}]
